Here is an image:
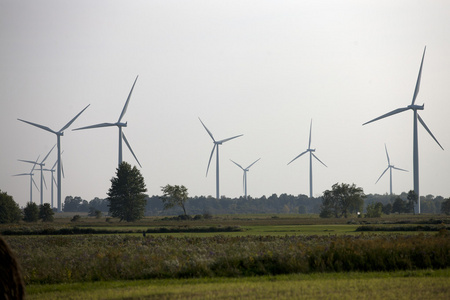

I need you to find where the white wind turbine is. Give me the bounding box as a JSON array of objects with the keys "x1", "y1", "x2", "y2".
[
  {"x1": 13, "y1": 156, "x2": 40, "y2": 204},
  {"x1": 288, "y1": 119, "x2": 327, "y2": 198},
  {"x1": 73, "y1": 76, "x2": 141, "y2": 168},
  {"x1": 18, "y1": 145, "x2": 55, "y2": 205},
  {"x1": 199, "y1": 118, "x2": 243, "y2": 200},
  {"x1": 376, "y1": 144, "x2": 408, "y2": 196},
  {"x1": 18, "y1": 104, "x2": 90, "y2": 212},
  {"x1": 230, "y1": 158, "x2": 261, "y2": 199},
  {"x1": 363, "y1": 47, "x2": 444, "y2": 213}
]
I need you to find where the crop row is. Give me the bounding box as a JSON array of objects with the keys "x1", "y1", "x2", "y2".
[{"x1": 5, "y1": 231, "x2": 450, "y2": 284}]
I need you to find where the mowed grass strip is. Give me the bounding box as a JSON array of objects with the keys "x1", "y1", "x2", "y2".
[{"x1": 26, "y1": 269, "x2": 450, "y2": 300}]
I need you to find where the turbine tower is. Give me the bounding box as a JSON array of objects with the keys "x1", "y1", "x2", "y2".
[
  {"x1": 199, "y1": 118, "x2": 243, "y2": 200},
  {"x1": 13, "y1": 156, "x2": 40, "y2": 204},
  {"x1": 363, "y1": 47, "x2": 444, "y2": 213},
  {"x1": 73, "y1": 76, "x2": 141, "y2": 168},
  {"x1": 18, "y1": 145, "x2": 55, "y2": 205},
  {"x1": 230, "y1": 158, "x2": 261, "y2": 199},
  {"x1": 375, "y1": 144, "x2": 408, "y2": 196},
  {"x1": 18, "y1": 104, "x2": 90, "y2": 212},
  {"x1": 288, "y1": 119, "x2": 327, "y2": 198},
  {"x1": 43, "y1": 154, "x2": 64, "y2": 209}
]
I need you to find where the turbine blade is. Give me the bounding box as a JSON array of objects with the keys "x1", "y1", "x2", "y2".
[
  {"x1": 375, "y1": 167, "x2": 389, "y2": 184},
  {"x1": 246, "y1": 158, "x2": 261, "y2": 169},
  {"x1": 312, "y1": 153, "x2": 327, "y2": 167},
  {"x1": 73, "y1": 122, "x2": 116, "y2": 131},
  {"x1": 418, "y1": 114, "x2": 444, "y2": 150},
  {"x1": 13, "y1": 173, "x2": 29, "y2": 176},
  {"x1": 32, "y1": 177, "x2": 39, "y2": 191},
  {"x1": 18, "y1": 159, "x2": 39, "y2": 165},
  {"x1": 287, "y1": 150, "x2": 308, "y2": 165},
  {"x1": 206, "y1": 144, "x2": 216, "y2": 177},
  {"x1": 362, "y1": 107, "x2": 410, "y2": 126},
  {"x1": 59, "y1": 104, "x2": 90, "y2": 132},
  {"x1": 43, "y1": 174, "x2": 48, "y2": 190},
  {"x1": 53, "y1": 176, "x2": 58, "y2": 187},
  {"x1": 242, "y1": 172, "x2": 245, "y2": 193},
  {"x1": 31, "y1": 156, "x2": 40, "y2": 172},
  {"x1": 198, "y1": 118, "x2": 215, "y2": 142},
  {"x1": 18, "y1": 119, "x2": 57, "y2": 134},
  {"x1": 122, "y1": 133, "x2": 142, "y2": 168},
  {"x1": 392, "y1": 166, "x2": 408, "y2": 172},
  {"x1": 230, "y1": 159, "x2": 244, "y2": 170},
  {"x1": 412, "y1": 46, "x2": 426, "y2": 105},
  {"x1": 308, "y1": 119, "x2": 312, "y2": 149},
  {"x1": 61, "y1": 159, "x2": 65, "y2": 178},
  {"x1": 384, "y1": 144, "x2": 390, "y2": 165},
  {"x1": 217, "y1": 134, "x2": 243, "y2": 144},
  {"x1": 118, "y1": 76, "x2": 139, "y2": 123},
  {"x1": 41, "y1": 144, "x2": 56, "y2": 164}
]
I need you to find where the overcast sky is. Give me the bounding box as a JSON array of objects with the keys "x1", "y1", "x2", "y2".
[{"x1": 1, "y1": 0, "x2": 450, "y2": 208}]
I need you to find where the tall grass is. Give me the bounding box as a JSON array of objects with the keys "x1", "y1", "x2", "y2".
[{"x1": 5, "y1": 230, "x2": 449, "y2": 284}]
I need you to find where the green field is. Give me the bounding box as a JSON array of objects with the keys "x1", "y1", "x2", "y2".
[
  {"x1": 3, "y1": 214, "x2": 449, "y2": 299},
  {"x1": 26, "y1": 269, "x2": 450, "y2": 300}
]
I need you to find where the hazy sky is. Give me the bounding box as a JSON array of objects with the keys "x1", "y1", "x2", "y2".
[{"x1": 1, "y1": 0, "x2": 450, "y2": 208}]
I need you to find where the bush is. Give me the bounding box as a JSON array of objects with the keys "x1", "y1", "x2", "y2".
[
  {"x1": 39, "y1": 203, "x2": 54, "y2": 222},
  {"x1": 23, "y1": 202, "x2": 39, "y2": 222}
]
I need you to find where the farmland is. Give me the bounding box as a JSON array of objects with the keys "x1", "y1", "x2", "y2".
[{"x1": 2, "y1": 214, "x2": 450, "y2": 299}]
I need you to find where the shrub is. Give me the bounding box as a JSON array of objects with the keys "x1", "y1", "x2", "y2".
[{"x1": 71, "y1": 215, "x2": 81, "y2": 222}]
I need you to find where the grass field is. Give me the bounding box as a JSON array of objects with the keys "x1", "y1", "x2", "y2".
[
  {"x1": 26, "y1": 269, "x2": 450, "y2": 300},
  {"x1": 3, "y1": 214, "x2": 449, "y2": 299}
]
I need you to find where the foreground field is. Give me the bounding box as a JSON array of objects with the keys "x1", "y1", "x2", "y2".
[
  {"x1": 26, "y1": 269, "x2": 450, "y2": 300},
  {"x1": 3, "y1": 214, "x2": 449, "y2": 299}
]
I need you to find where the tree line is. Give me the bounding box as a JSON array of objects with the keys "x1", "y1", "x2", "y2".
[{"x1": 2, "y1": 161, "x2": 450, "y2": 224}]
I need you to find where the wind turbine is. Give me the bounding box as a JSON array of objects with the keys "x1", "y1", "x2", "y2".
[
  {"x1": 13, "y1": 156, "x2": 40, "y2": 204},
  {"x1": 363, "y1": 47, "x2": 444, "y2": 213},
  {"x1": 230, "y1": 158, "x2": 261, "y2": 199},
  {"x1": 18, "y1": 104, "x2": 90, "y2": 212},
  {"x1": 43, "y1": 153, "x2": 64, "y2": 209},
  {"x1": 18, "y1": 145, "x2": 55, "y2": 205},
  {"x1": 376, "y1": 144, "x2": 408, "y2": 196},
  {"x1": 288, "y1": 119, "x2": 327, "y2": 198},
  {"x1": 73, "y1": 76, "x2": 141, "y2": 168},
  {"x1": 199, "y1": 118, "x2": 243, "y2": 200}
]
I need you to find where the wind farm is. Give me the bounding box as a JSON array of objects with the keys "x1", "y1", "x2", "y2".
[
  {"x1": 3, "y1": 3, "x2": 450, "y2": 298},
  {"x1": 17, "y1": 105, "x2": 90, "y2": 212},
  {"x1": 13, "y1": 156, "x2": 40, "y2": 204},
  {"x1": 18, "y1": 145, "x2": 55, "y2": 205},
  {"x1": 199, "y1": 118, "x2": 243, "y2": 200},
  {"x1": 363, "y1": 47, "x2": 444, "y2": 213}
]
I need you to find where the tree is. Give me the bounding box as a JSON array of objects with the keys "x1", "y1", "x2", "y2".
[
  {"x1": 0, "y1": 190, "x2": 22, "y2": 224},
  {"x1": 320, "y1": 183, "x2": 365, "y2": 218},
  {"x1": 392, "y1": 197, "x2": 406, "y2": 214},
  {"x1": 107, "y1": 162, "x2": 147, "y2": 222},
  {"x1": 160, "y1": 184, "x2": 189, "y2": 216},
  {"x1": 23, "y1": 202, "x2": 39, "y2": 222},
  {"x1": 39, "y1": 203, "x2": 54, "y2": 222},
  {"x1": 382, "y1": 202, "x2": 392, "y2": 215},
  {"x1": 365, "y1": 202, "x2": 383, "y2": 218},
  {"x1": 441, "y1": 198, "x2": 450, "y2": 215}
]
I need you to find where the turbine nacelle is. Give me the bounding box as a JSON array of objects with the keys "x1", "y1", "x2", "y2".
[
  {"x1": 117, "y1": 122, "x2": 128, "y2": 127},
  {"x1": 307, "y1": 148, "x2": 316, "y2": 152},
  {"x1": 408, "y1": 104, "x2": 424, "y2": 110}
]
